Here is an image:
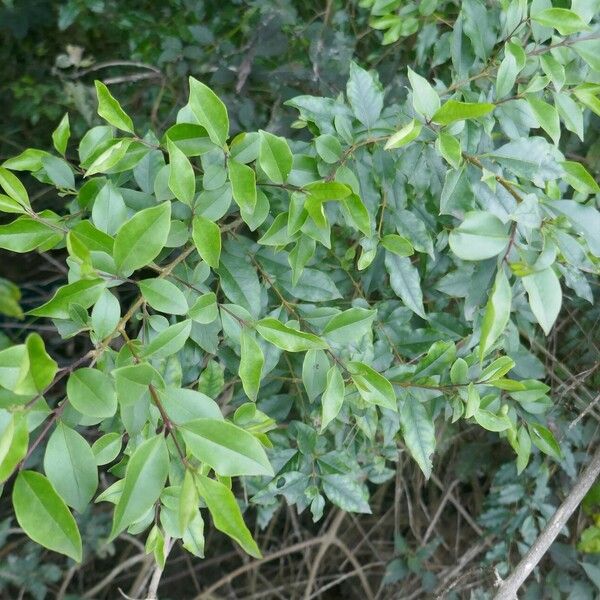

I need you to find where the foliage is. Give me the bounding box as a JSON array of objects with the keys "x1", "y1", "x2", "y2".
[{"x1": 0, "y1": 0, "x2": 599, "y2": 598}]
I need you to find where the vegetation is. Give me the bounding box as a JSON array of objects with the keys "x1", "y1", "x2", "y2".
[{"x1": 0, "y1": 1, "x2": 599, "y2": 598}]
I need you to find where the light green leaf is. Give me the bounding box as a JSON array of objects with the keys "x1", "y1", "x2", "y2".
[
  {"x1": 0, "y1": 413, "x2": 28, "y2": 483},
  {"x1": 449, "y1": 211, "x2": 509, "y2": 261},
  {"x1": 474, "y1": 409, "x2": 512, "y2": 432},
  {"x1": 399, "y1": 397, "x2": 435, "y2": 478},
  {"x1": 239, "y1": 328, "x2": 264, "y2": 401},
  {"x1": 0, "y1": 215, "x2": 62, "y2": 252},
  {"x1": 188, "y1": 77, "x2": 229, "y2": 147},
  {"x1": 25, "y1": 333, "x2": 57, "y2": 392},
  {"x1": 432, "y1": 100, "x2": 494, "y2": 125},
  {"x1": 527, "y1": 95, "x2": 560, "y2": 146},
  {"x1": 13, "y1": 471, "x2": 82, "y2": 561},
  {"x1": 255, "y1": 318, "x2": 328, "y2": 352},
  {"x1": 29, "y1": 279, "x2": 106, "y2": 319},
  {"x1": 52, "y1": 113, "x2": 71, "y2": 155},
  {"x1": 195, "y1": 474, "x2": 261, "y2": 557},
  {"x1": 302, "y1": 349, "x2": 329, "y2": 401},
  {"x1": 67, "y1": 368, "x2": 118, "y2": 419},
  {"x1": 529, "y1": 423, "x2": 562, "y2": 460},
  {"x1": 142, "y1": 319, "x2": 192, "y2": 358},
  {"x1": 381, "y1": 234, "x2": 413, "y2": 257},
  {"x1": 167, "y1": 139, "x2": 196, "y2": 206},
  {"x1": 188, "y1": 292, "x2": 218, "y2": 324},
  {"x1": 139, "y1": 278, "x2": 188, "y2": 315},
  {"x1": 91, "y1": 290, "x2": 120, "y2": 340},
  {"x1": 92, "y1": 433, "x2": 123, "y2": 466},
  {"x1": 320, "y1": 366, "x2": 345, "y2": 432},
  {"x1": 479, "y1": 268, "x2": 512, "y2": 360},
  {"x1": 181, "y1": 418, "x2": 273, "y2": 477},
  {"x1": 114, "y1": 201, "x2": 171, "y2": 274},
  {"x1": 192, "y1": 215, "x2": 221, "y2": 269},
  {"x1": 407, "y1": 67, "x2": 440, "y2": 119},
  {"x1": 323, "y1": 307, "x2": 376, "y2": 343},
  {"x1": 0, "y1": 167, "x2": 30, "y2": 209},
  {"x1": 437, "y1": 132, "x2": 462, "y2": 169},
  {"x1": 44, "y1": 423, "x2": 98, "y2": 513},
  {"x1": 228, "y1": 159, "x2": 256, "y2": 211},
  {"x1": 258, "y1": 130, "x2": 293, "y2": 184},
  {"x1": 522, "y1": 267, "x2": 562, "y2": 335},
  {"x1": 347, "y1": 361, "x2": 397, "y2": 411},
  {"x1": 532, "y1": 8, "x2": 590, "y2": 36},
  {"x1": 109, "y1": 435, "x2": 170, "y2": 539},
  {"x1": 561, "y1": 160, "x2": 600, "y2": 194},
  {"x1": 94, "y1": 80, "x2": 134, "y2": 133},
  {"x1": 384, "y1": 119, "x2": 422, "y2": 150}
]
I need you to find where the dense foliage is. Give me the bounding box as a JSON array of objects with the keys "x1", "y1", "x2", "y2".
[{"x1": 0, "y1": 1, "x2": 599, "y2": 598}]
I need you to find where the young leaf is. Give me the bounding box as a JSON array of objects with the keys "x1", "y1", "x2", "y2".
[
  {"x1": 479, "y1": 268, "x2": 512, "y2": 360},
  {"x1": 255, "y1": 318, "x2": 328, "y2": 352},
  {"x1": 188, "y1": 77, "x2": 229, "y2": 147},
  {"x1": 0, "y1": 413, "x2": 29, "y2": 483},
  {"x1": 13, "y1": 471, "x2": 82, "y2": 561},
  {"x1": 113, "y1": 201, "x2": 171, "y2": 274},
  {"x1": 239, "y1": 328, "x2": 264, "y2": 402},
  {"x1": 531, "y1": 8, "x2": 590, "y2": 36},
  {"x1": 52, "y1": 113, "x2": 71, "y2": 155},
  {"x1": 94, "y1": 80, "x2": 134, "y2": 133},
  {"x1": 407, "y1": 67, "x2": 440, "y2": 119},
  {"x1": 181, "y1": 418, "x2": 273, "y2": 477},
  {"x1": 384, "y1": 119, "x2": 422, "y2": 150},
  {"x1": 167, "y1": 139, "x2": 195, "y2": 206},
  {"x1": 529, "y1": 423, "x2": 562, "y2": 460},
  {"x1": 192, "y1": 215, "x2": 221, "y2": 269},
  {"x1": 0, "y1": 167, "x2": 30, "y2": 210},
  {"x1": 432, "y1": 101, "x2": 494, "y2": 125},
  {"x1": 195, "y1": 474, "x2": 261, "y2": 557},
  {"x1": 109, "y1": 435, "x2": 170, "y2": 539},
  {"x1": 347, "y1": 361, "x2": 397, "y2": 411},
  {"x1": 320, "y1": 365, "x2": 345, "y2": 432}
]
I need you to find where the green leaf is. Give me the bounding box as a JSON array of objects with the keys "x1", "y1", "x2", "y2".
[
  {"x1": 473, "y1": 409, "x2": 512, "y2": 432},
  {"x1": 527, "y1": 95, "x2": 560, "y2": 146},
  {"x1": 315, "y1": 134, "x2": 342, "y2": 164},
  {"x1": 25, "y1": 333, "x2": 57, "y2": 392},
  {"x1": 139, "y1": 278, "x2": 188, "y2": 315},
  {"x1": 188, "y1": 77, "x2": 229, "y2": 147},
  {"x1": 94, "y1": 80, "x2": 134, "y2": 133},
  {"x1": 29, "y1": 279, "x2": 106, "y2": 319},
  {"x1": 381, "y1": 234, "x2": 413, "y2": 257},
  {"x1": 561, "y1": 160, "x2": 600, "y2": 194},
  {"x1": 346, "y1": 62, "x2": 383, "y2": 129},
  {"x1": 529, "y1": 423, "x2": 562, "y2": 460},
  {"x1": 218, "y1": 252, "x2": 261, "y2": 317},
  {"x1": 480, "y1": 356, "x2": 514, "y2": 381},
  {"x1": 142, "y1": 319, "x2": 192, "y2": 358},
  {"x1": 437, "y1": 132, "x2": 462, "y2": 169},
  {"x1": 167, "y1": 139, "x2": 195, "y2": 206},
  {"x1": 255, "y1": 318, "x2": 328, "y2": 352},
  {"x1": 181, "y1": 418, "x2": 273, "y2": 476},
  {"x1": 85, "y1": 139, "x2": 133, "y2": 177},
  {"x1": 464, "y1": 383, "x2": 480, "y2": 419},
  {"x1": 239, "y1": 328, "x2": 264, "y2": 401},
  {"x1": 320, "y1": 365, "x2": 345, "y2": 432},
  {"x1": 158, "y1": 387, "x2": 222, "y2": 424},
  {"x1": 347, "y1": 361, "x2": 397, "y2": 411},
  {"x1": 432, "y1": 100, "x2": 494, "y2": 125},
  {"x1": 192, "y1": 215, "x2": 221, "y2": 269},
  {"x1": 43, "y1": 423, "x2": 98, "y2": 513},
  {"x1": 573, "y1": 37, "x2": 600, "y2": 72},
  {"x1": 399, "y1": 397, "x2": 435, "y2": 478},
  {"x1": 0, "y1": 167, "x2": 30, "y2": 209},
  {"x1": 322, "y1": 473, "x2": 371, "y2": 513},
  {"x1": 13, "y1": 471, "x2": 82, "y2": 561},
  {"x1": 302, "y1": 349, "x2": 329, "y2": 401},
  {"x1": 109, "y1": 435, "x2": 170, "y2": 539},
  {"x1": 52, "y1": 113, "x2": 71, "y2": 155},
  {"x1": 407, "y1": 67, "x2": 440, "y2": 119},
  {"x1": 516, "y1": 426, "x2": 531, "y2": 474},
  {"x1": 188, "y1": 292, "x2": 218, "y2": 324},
  {"x1": 67, "y1": 368, "x2": 118, "y2": 419},
  {"x1": 522, "y1": 267, "x2": 562, "y2": 335},
  {"x1": 479, "y1": 268, "x2": 512, "y2": 360},
  {"x1": 384, "y1": 253, "x2": 426, "y2": 318},
  {"x1": 449, "y1": 211, "x2": 509, "y2": 261},
  {"x1": 195, "y1": 474, "x2": 261, "y2": 557},
  {"x1": 179, "y1": 469, "x2": 199, "y2": 533},
  {"x1": 228, "y1": 159, "x2": 256, "y2": 211},
  {"x1": 0, "y1": 413, "x2": 28, "y2": 483},
  {"x1": 113, "y1": 201, "x2": 171, "y2": 274},
  {"x1": 384, "y1": 119, "x2": 422, "y2": 150},
  {"x1": 323, "y1": 307, "x2": 376, "y2": 343},
  {"x1": 92, "y1": 433, "x2": 123, "y2": 466},
  {"x1": 0, "y1": 215, "x2": 62, "y2": 253},
  {"x1": 91, "y1": 290, "x2": 120, "y2": 340},
  {"x1": 258, "y1": 130, "x2": 293, "y2": 184},
  {"x1": 197, "y1": 359, "x2": 225, "y2": 399},
  {"x1": 532, "y1": 8, "x2": 590, "y2": 36}
]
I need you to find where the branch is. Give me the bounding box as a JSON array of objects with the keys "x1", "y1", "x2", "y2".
[{"x1": 494, "y1": 444, "x2": 600, "y2": 600}]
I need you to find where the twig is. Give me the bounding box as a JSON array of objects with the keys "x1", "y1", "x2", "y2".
[
  {"x1": 494, "y1": 445, "x2": 600, "y2": 600},
  {"x1": 145, "y1": 536, "x2": 173, "y2": 599},
  {"x1": 82, "y1": 553, "x2": 147, "y2": 598}
]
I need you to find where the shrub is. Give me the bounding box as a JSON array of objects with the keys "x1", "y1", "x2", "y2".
[{"x1": 0, "y1": 0, "x2": 599, "y2": 592}]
